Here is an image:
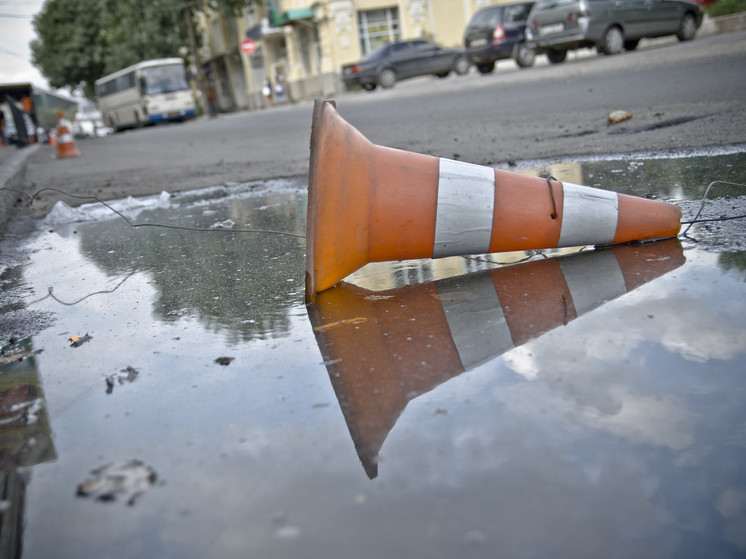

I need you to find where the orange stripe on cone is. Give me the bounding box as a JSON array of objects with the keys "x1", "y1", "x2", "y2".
[
  {"x1": 308, "y1": 240, "x2": 685, "y2": 477},
  {"x1": 306, "y1": 99, "x2": 682, "y2": 302}
]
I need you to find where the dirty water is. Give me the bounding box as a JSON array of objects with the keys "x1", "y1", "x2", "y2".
[{"x1": 0, "y1": 152, "x2": 745, "y2": 558}]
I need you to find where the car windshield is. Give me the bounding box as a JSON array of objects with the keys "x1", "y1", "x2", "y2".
[
  {"x1": 469, "y1": 7, "x2": 501, "y2": 27},
  {"x1": 141, "y1": 64, "x2": 189, "y2": 95}
]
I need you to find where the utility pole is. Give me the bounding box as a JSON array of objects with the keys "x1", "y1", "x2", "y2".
[{"x1": 185, "y1": 0, "x2": 214, "y2": 117}]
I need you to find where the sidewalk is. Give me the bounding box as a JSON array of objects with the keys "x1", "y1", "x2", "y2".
[{"x1": 0, "y1": 144, "x2": 39, "y2": 237}]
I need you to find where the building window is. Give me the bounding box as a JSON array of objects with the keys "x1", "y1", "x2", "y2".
[{"x1": 357, "y1": 8, "x2": 399, "y2": 55}]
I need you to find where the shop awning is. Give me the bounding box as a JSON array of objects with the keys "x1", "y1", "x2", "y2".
[{"x1": 270, "y1": 6, "x2": 314, "y2": 26}]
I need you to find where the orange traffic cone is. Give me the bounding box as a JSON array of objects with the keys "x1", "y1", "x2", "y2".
[
  {"x1": 306, "y1": 99, "x2": 682, "y2": 302},
  {"x1": 55, "y1": 111, "x2": 80, "y2": 158},
  {"x1": 308, "y1": 240, "x2": 685, "y2": 478}
]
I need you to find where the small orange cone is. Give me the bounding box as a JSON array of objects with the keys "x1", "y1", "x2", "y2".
[
  {"x1": 55, "y1": 111, "x2": 80, "y2": 158},
  {"x1": 306, "y1": 99, "x2": 682, "y2": 302}
]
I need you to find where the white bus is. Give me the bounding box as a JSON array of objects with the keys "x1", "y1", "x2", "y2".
[{"x1": 95, "y1": 58, "x2": 196, "y2": 131}]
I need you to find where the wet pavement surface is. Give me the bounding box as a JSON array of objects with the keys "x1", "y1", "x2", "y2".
[{"x1": 1, "y1": 151, "x2": 746, "y2": 558}]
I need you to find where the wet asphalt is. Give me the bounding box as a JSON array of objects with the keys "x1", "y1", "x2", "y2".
[{"x1": 0, "y1": 27, "x2": 745, "y2": 559}]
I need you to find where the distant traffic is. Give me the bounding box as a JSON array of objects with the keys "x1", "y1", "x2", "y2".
[{"x1": 343, "y1": 0, "x2": 703, "y2": 91}]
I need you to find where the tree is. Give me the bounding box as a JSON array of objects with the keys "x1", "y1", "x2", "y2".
[
  {"x1": 31, "y1": 0, "x2": 257, "y2": 99},
  {"x1": 30, "y1": 0, "x2": 106, "y2": 98}
]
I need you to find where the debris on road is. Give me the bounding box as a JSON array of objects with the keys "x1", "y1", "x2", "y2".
[
  {"x1": 214, "y1": 356, "x2": 234, "y2": 366},
  {"x1": 76, "y1": 459, "x2": 158, "y2": 506},
  {"x1": 608, "y1": 110, "x2": 633, "y2": 125},
  {"x1": 69, "y1": 334, "x2": 92, "y2": 347},
  {"x1": 105, "y1": 366, "x2": 139, "y2": 394}
]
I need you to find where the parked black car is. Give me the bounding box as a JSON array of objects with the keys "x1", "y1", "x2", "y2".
[
  {"x1": 342, "y1": 40, "x2": 471, "y2": 91},
  {"x1": 526, "y1": 0, "x2": 702, "y2": 62},
  {"x1": 463, "y1": 1, "x2": 537, "y2": 73}
]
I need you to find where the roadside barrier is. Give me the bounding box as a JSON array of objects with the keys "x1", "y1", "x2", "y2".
[
  {"x1": 307, "y1": 239, "x2": 685, "y2": 478},
  {"x1": 306, "y1": 99, "x2": 682, "y2": 302},
  {"x1": 55, "y1": 112, "x2": 81, "y2": 159}
]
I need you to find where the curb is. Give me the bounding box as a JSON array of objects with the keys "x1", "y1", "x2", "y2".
[
  {"x1": 700, "y1": 12, "x2": 746, "y2": 36},
  {"x1": 0, "y1": 145, "x2": 40, "y2": 237}
]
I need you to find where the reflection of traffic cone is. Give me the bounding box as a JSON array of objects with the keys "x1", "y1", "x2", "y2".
[
  {"x1": 308, "y1": 240, "x2": 685, "y2": 478},
  {"x1": 306, "y1": 99, "x2": 683, "y2": 302},
  {"x1": 55, "y1": 111, "x2": 80, "y2": 158}
]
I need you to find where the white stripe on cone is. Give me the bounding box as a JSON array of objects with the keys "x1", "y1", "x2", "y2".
[
  {"x1": 558, "y1": 182, "x2": 619, "y2": 247},
  {"x1": 432, "y1": 164, "x2": 623, "y2": 256},
  {"x1": 434, "y1": 158, "x2": 495, "y2": 258}
]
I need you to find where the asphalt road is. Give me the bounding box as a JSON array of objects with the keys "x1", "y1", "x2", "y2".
[{"x1": 22, "y1": 31, "x2": 746, "y2": 213}]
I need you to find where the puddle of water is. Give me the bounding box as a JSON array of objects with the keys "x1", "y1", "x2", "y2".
[{"x1": 1, "y1": 153, "x2": 745, "y2": 558}]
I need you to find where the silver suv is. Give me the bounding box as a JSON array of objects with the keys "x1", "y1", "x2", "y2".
[{"x1": 525, "y1": 0, "x2": 702, "y2": 63}]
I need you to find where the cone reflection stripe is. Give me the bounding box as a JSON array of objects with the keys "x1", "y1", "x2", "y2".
[
  {"x1": 434, "y1": 158, "x2": 495, "y2": 258},
  {"x1": 559, "y1": 250, "x2": 627, "y2": 315},
  {"x1": 309, "y1": 241, "x2": 686, "y2": 478},
  {"x1": 558, "y1": 182, "x2": 619, "y2": 247},
  {"x1": 439, "y1": 274, "x2": 513, "y2": 370}
]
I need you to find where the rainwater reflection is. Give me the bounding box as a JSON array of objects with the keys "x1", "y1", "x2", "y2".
[
  {"x1": 0, "y1": 152, "x2": 744, "y2": 558},
  {"x1": 309, "y1": 241, "x2": 685, "y2": 478}
]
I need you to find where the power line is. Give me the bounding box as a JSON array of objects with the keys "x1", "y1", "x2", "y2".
[{"x1": 0, "y1": 46, "x2": 28, "y2": 59}]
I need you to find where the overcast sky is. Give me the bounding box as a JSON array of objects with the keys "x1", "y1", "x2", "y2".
[{"x1": 0, "y1": 0, "x2": 49, "y2": 87}]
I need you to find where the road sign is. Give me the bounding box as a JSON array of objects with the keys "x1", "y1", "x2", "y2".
[{"x1": 240, "y1": 38, "x2": 256, "y2": 55}]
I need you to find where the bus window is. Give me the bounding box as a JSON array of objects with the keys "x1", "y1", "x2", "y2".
[{"x1": 141, "y1": 65, "x2": 189, "y2": 95}]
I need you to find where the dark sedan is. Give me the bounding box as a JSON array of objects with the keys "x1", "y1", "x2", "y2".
[{"x1": 342, "y1": 40, "x2": 470, "y2": 90}]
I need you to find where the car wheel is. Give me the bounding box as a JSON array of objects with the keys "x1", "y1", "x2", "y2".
[
  {"x1": 599, "y1": 26, "x2": 624, "y2": 55},
  {"x1": 624, "y1": 39, "x2": 640, "y2": 51},
  {"x1": 378, "y1": 68, "x2": 396, "y2": 89},
  {"x1": 476, "y1": 62, "x2": 495, "y2": 74},
  {"x1": 362, "y1": 83, "x2": 377, "y2": 91},
  {"x1": 436, "y1": 71, "x2": 450, "y2": 78},
  {"x1": 513, "y1": 42, "x2": 535, "y2": 68},
  {"x1": 546, "y1": 49, "x2": 567, "y2": 64},
  {"x1": 677, "y1": 13, "x2": 697, "y2": 41},
  {"x1": 453, "y1": 55, "x2": 471, "y2": 75}
]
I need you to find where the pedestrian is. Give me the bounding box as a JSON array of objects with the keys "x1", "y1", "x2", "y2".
[
  {"x1": 274, "y1": 74, "x2": 286, "y2": 105},
  {"x1": 262, "y1": 78, "x2": 274, "y2": 107},
  {"x1": 206, "y1": 86, "x2": 218, "y2": 117}
]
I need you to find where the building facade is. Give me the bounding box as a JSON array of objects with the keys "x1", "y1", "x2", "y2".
[{"x1": 196, "y1": 0, "x2": 502, "y2": 111}]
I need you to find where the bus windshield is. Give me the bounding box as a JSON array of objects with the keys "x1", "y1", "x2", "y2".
[{"x1": 141, "y1": 65, "x2": 189, "y2": 95}]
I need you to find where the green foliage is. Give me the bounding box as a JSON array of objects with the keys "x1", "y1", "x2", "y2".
[
  {"x1": 99, "y1": 0, "x2": 188, "y2": 81},
  {"x1": 30, "y1": 0, "x2": 106, "y2": 97},
  {"x1": 31, "y1": 0, "x2": 258, "y2": 98},
  {"x1": 707, "y1": 0, "x2": 746, "y2": 17},
  {"x1": 718, "y1": 252, "x2": 746, "y2": 280}
]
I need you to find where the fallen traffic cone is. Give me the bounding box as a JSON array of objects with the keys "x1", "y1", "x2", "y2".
[
  {"x1": 306, "y1": 99, "x2": 682, "y2": 302},
  {"x1": 55, "y1": 111, "x2": 80, "y2": 158},
  {"x1": 308, "y1": 239, "x2": 685, "y2": 478}
]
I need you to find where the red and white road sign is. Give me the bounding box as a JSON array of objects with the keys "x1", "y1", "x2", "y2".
[{"x1": 240, "y1": 38, "x2": 256, "y2": 55}]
